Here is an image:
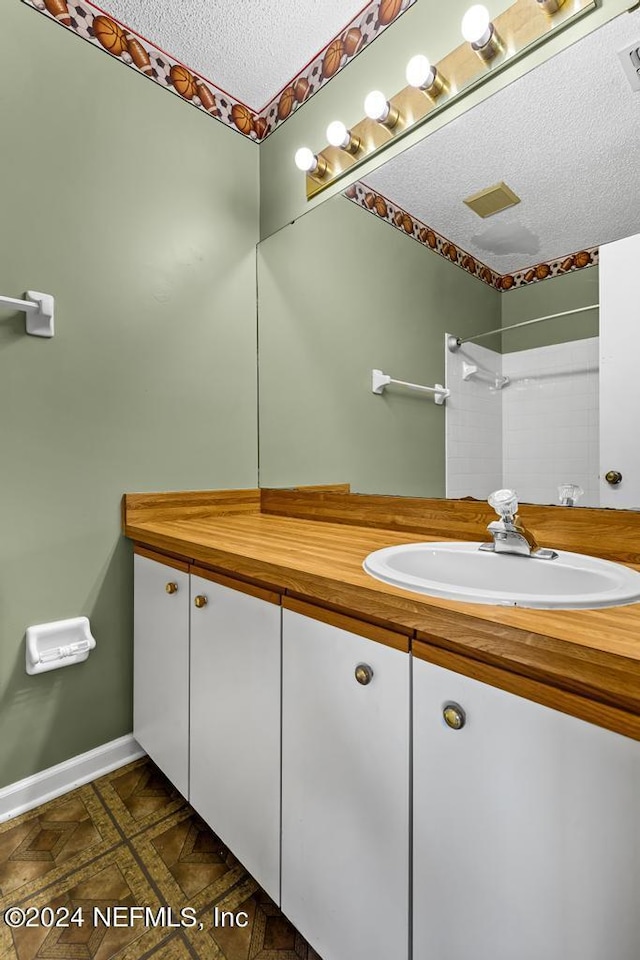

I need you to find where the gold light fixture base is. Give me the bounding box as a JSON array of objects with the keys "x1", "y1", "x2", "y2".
[
  {"x1": 464, "y1": 181, "x2": 521, "y2": 218},
  {"x1": 425, "y1": 69, "x2": 449, "y2": 100},
  {"x1": 537, "y1": 0, "x2": 567, "y2": 13},
  {"x1": 472, "y1": 27, "x2": 505, "y2": 63},
  {"x1": 380, "y1": 105, "x2": 400, "y2": 130},
  {"x1": 315, "y1": 155, "x2": 329, "y2": 177}
]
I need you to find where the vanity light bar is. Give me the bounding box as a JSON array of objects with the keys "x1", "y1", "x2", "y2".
[{"x1": 296, "y1": 0, "x2": 594, "y2": 198}]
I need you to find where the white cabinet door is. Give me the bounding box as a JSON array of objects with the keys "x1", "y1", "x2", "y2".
[
  {"x1": 413, "y1": 657, "x2": 640, "y2": 960},
  {"x1": 600, "y1": 233, "x2": 640, "y2": 507},
  {"x1": 281, "y1": 608, "x2": 410, "y2": 960},
  {"x1": 133, "y1": 554, "x2": 190, "y2": 798},
  {"x1": 190, "y1": 575, "x2": 281, "y2": 903}
]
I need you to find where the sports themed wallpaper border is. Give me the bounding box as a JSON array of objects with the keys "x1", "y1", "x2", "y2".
[
  {"x1": 22, "y1": 0, "x2": 417, "y2": 142},
  {"x1": 259, "y1": 0, "x2": 415, "y2": 138},
  {"x1": 344, "y1": 182, "x2": 599, "y2": 292}
]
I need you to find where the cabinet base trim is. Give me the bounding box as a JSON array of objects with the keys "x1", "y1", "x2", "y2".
[{"x1": 0, "y1": 735, "x2": 145, "y2": 823}]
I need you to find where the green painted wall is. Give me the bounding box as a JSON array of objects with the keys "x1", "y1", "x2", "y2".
[
  {"x1": 258, "y1": 197, "x2": 499, "y2": 496},
  {"x1": 501, "y1": 267, "x2": 599, "y2": 352},
  {"x1": 0, "y1": 4, "x2": 259, "y2": 787}
]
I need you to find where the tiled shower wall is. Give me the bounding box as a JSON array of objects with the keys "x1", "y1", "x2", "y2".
[
  {"x1": 446, "y1": 337, "x2": 600, "y2": 506},
  {"x1": 445, "y1": 341, "x2": 503, "y2": 500},
  {"x1": 502, "y1": 339, "x2": 600, "y2": 506}
]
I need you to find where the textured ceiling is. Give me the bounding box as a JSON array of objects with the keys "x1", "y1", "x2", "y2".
[
  {"x1": 365, "y1": 9, "x2": 640, "y2": 273},
  {"x1": 100, "y1": 0, "x2": 369, "y2": 108}
]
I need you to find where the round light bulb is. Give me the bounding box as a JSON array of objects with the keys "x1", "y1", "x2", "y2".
[
  {"x1": 364, "y1": 90, "x2": 389, "y2": 122},
  {"x1": 326, "y1": 121, "x2": 350, "y2": 148},
  {"x1": 294, "y1": 147, "x2": 316, "y2": 172},
  {"x1": 461, "y1": 5, "x2": 492, "y2": 46},
  {"x1": 405, "y1": 55, "x2": 435, "y2": 90}
]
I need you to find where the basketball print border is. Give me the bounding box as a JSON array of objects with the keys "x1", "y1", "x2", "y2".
[
  {"x1": 22, "y1": 0, "x2": 418, "y2": 142},
  {"x1": 345, "y1": 182, "x2": 600, "y2": 292}
]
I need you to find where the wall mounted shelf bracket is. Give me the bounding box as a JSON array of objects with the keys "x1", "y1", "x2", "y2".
[{"x1": 0, "y1": 292, "x2": 55, "y2": 338}]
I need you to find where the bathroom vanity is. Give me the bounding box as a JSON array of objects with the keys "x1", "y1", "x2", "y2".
[{"x1": 124, "y1": 486, "x2": 640, "y2": 960}]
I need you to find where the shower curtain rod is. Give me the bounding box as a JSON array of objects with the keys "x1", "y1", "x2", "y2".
[{"x1": 447, "y1": 303, "x2": 598, "y2": 352}]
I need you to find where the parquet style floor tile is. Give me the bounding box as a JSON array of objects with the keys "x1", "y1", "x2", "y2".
[
  {"x1": 0, "y1": 787, "x2": 119, "y2": 903},
  {"x1": 185, "y1": 885, "x2": 323, "y2": 960},
  {"x1": 129, "y1": 808, "x2": 247, "y2": 912},
  {"x1": 0, "y1": 758, "x2": 322, "y2": 960},
  {"x1": 93, "y1": 760, "x2": 187, "y2": 838},
  {"x1": 7, "y1": 846, "x2": 167, "y2": 960}
]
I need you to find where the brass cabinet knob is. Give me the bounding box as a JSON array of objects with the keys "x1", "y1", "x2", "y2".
[
  {"x1": 194, "y1": 595, "x2": 208, "y2": 609},
  {"x1": 605, "y1": 470, "x2": 623, "y2": 485},
  {"x1": 443, "y1": 702, "x2": 466, "y2": 730},
  {"x1": 165, "y1": 582, "x2": 178, "y2": 595},
  {"x1": 355, "y1": 663, "x2": 374, "y2": 685}
]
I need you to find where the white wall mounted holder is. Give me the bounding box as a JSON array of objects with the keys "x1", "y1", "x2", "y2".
[
  {"x1": 0, "y1": 292, "x2": 55, "y2": 338},
  {"x1": 462, "y1": 361, "x2": 510, "y2": 390},
  {"x1": 26, "y1": 616, "x2": 96, "y2": 675},
  {"x1": 372, "y1": 369, "x2": 450, "y2": 404}
]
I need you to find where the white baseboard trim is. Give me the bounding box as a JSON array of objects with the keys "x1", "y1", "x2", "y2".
[{"x1": 0, "y1": 735, "x2": 146, "y2": 823}]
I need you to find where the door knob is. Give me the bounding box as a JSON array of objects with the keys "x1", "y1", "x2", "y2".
[
  {"x1": 165, "y1": 582, "x2": 178, "y2": 595},
  {"x1": 194, "y1": 595, "x2": 208, "y2": 608},
  {"x1": 443, "y1": 702, "x2": 466, "y2": 730},
  {"x1": 355, "y1": 663, "x2": 373, "y2": 685},
  {"x1": 605, "y1": 470, "x2": 622, "y2": 485}
]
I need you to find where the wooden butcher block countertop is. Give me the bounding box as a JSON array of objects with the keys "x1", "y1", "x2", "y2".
[{"x1": 123, "y1": 485, "x2": 640, "y2": 740}]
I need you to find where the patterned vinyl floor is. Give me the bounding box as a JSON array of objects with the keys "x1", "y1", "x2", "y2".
[{"x1": 0, "y1": 757, "x2": 321, "y2": 960}]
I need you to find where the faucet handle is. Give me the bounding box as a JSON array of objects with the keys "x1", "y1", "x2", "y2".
[
  {"x1": 488, "y1": 488, "x2": 519, "y2": 521},
  {"x1": 558, "y1": 483, "x2": 584, "y2": 507}
]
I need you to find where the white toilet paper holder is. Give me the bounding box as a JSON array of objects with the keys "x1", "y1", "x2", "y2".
[{"x1": 26, "y1": 616, "x2": 96, "y2": 675}]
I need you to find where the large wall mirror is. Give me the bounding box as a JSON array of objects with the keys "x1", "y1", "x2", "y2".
[{"x1": 257, "y1": 9, "x2": 640, "y2": 509}]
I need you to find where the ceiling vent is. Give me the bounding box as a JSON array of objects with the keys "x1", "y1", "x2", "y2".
[
  {"x1": 463, "y1": 181, "x2": 521, "y2": 218},
  {"x1": 618, "y1": 42, "x2": 640, "y2": 92}
]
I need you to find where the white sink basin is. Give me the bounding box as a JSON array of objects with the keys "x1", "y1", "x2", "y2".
[{"x1": 363, "y1": 542, "x2": 640, "y2": 609}]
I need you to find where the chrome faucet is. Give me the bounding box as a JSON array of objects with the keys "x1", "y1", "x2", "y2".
[{"x1": 480, "y1": 489, "x2": 557, "y2": 560}]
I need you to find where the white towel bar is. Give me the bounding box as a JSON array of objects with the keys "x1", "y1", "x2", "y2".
[
  {"x1": 372, "y1": 369, "x2": 450, "y2": 404},
  {"x1": 462, "y1": 361, "x2": 509, "y2": 390},
  {"x1": 0, "y1": 292, "x2": 55, "y2": 337}
]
